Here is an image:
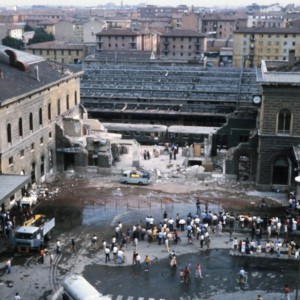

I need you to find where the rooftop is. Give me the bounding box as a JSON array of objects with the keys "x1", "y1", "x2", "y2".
[{"x1": 0, "y1": 45, "x2": 83, "y2": 104}]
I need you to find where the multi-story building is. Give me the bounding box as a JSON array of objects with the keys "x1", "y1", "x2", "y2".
[
  {"x1": 26, "y1": 41, "x2": 87, "y2": 64},
  {"x1": 0, "y1": 45, "x2": 82, "y2": 208},
  {"x1": 160, "y1": 29, "x2": 206, "y2": 60},
  {"x1": 0, "y1": 24, "x2": 23, "y2": 42},
  {"x1": 246, "y1": 12, "x2": 287, "y2": 28},
  {"x1": 55, "y1": 20, "x2": 106, "y2": 44},
  {"x1": 233, "y1": 27, "x2": 300, "y2": 67},
  {"x1": 137, "y1": 5, "x2": 189, "y2": 18},
  {"x1": 201, "y1": 13, "x2": 247, "y2": 39},
  {"x1": 96, "y1": 28, "x2": 158, "y2": 52}
]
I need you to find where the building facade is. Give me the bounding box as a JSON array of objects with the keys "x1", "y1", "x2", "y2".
[
  {"x1": 0, "y1": 45, "x2": 82, "y2": 207},
  {"x1": 233, "y1": 27, "x2": 300, "y2": 67},
  {"x1": 160, "y1": 29, "x2": 206, "y2": 60},
  {"x1": 26, "y1": 41, "x2": 87, "y2": 64}
]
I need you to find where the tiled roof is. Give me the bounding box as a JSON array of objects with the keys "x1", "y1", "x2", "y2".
[
  {"x1": 161, "y1": 29, "x2": 206, "y2": 37},
  {"x1": 97, "y1": 28, "x2": 141, "y2": 36},
  {"x1": 234, "y1": 27, "x2": 300, "y2": 34}
]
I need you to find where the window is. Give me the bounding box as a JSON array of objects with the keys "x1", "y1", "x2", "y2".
[
  {"x1": 276, "y1": 41, "x2": 279, "y2": 46},
  {"x1": 57, "y1": 99, "x2": 61, "y2": 115},
  {"x1": 267, "y1": 41, "x2": 271, "y2": 46},
  {"x1": 20, "y1": 150, "x2": 24, "y2": 157},
  {"x1": 29, "y1": 113, "x2": 33, "y2": 131},
  {"x1": 75, "y1": 91, "x2": 77, "y2": 105},
  {"x1": 31, "y1": 162, "x2": 36, "y2": 183},
  {"x1": 293, "y1": 42, "x2": 296, "y2": 46},
  {"x1": 18, "y1": 118, "x2": 23, "y2": 137},
  {"x1": 40, "y1": 137, "x2": 44, "y2": 144},
  {"x1": 49, "y1": 131, "x2": 52, "y2": 138},
  {"x1": 278, "y1": 109, "x2": 291, "y2": 134},
  {"x1": 40, "y1": 155, "x2": 45, "y2": 176},
  {"x1": 173, "y1": 45, "x2": 175, "y2": 49},
  {"x1": 173, "y1": 37, "x2": 175, "y2": 41},
  {"x1": 48, "y1": 103, "x2": 51, "y2": 120},
  {"x1": 66, "y1": 94, "x2": 69, "y2": 110},
  {"x1": 243, "y1": 41, "x2": 247, "y2": 45},
  {"x1": 181, "y1": 45, "x2": 184, "y2": 49},
  {"x1": 181, "y1": 53, "x2": 183, "y2": 56},
  {"x1": 31, "y1": 143, "x2": 35, "y2": 150},
  {"x1": 181, "y1": 37, "x2": 184, "y2": 41},
  {"x1": 9, "y1": 157, "x2": 13, "y2": 165},
  {"x1": 39, "y1": 108, "x2": 43, "y2": 126},
  {"x1": 268, "y1": 34, "x2": 272, "y2": 38},
  {"x1": 188, "y1": 45, "x2": 191, "y2": 49},
  {"x1": 7, "y1": 123, "x2": 12, "y2": 144}
]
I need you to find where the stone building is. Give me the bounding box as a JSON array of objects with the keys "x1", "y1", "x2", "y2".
[
  {"x1": 0, "y1": 45, "x2": 82, "y2": 208},
  {"x1": 225, "y1": 60, "x2": 300, "y2": 191}
]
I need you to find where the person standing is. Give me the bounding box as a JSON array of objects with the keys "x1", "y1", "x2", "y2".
[
  {"x1": 14, "y1": 292, "x2": 21, "y2": 300},
  {"x1": 195, "y1": 263, "x2": 203, "y2": 278},
  {"x1": 6, "y1": 258, "x2": 12, "y2": 274},
  {"x1": 56, "y1": 239, "x2": 61, "y2": 254},
  {"x1": 144, "y1": 255, "x2": 152, "y2": 272},
  {"x1": 71, "y1": 238, "x2": 76, "y2": 253},
  {"x1": 105, "y1": 246, "x2": 111, "y2": 263},
  {"x1": 283, "y1": 284, "x2": 291, "y2": 300},
  {"x1": 40, "y1": 248, "x2": 45, "y2": 264}
]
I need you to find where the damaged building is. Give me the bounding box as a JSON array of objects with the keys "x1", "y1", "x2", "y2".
[
  {"x1": 0, "y1": 46, "x2": 116, "y2": 209},
  {"x1": 225, "y1": 60, "x2": 300, "y2": 191}
]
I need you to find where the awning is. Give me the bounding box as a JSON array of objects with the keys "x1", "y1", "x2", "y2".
[{"x1": 0, "y1": 174, "x2": 31, "y2": 205}]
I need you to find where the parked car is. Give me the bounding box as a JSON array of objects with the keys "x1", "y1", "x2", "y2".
[{"x1": 120, "y1": 170, "x2": 150, "y2": 185}]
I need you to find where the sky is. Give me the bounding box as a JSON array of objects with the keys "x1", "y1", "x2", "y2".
[{"x1": 7, "y1": 0, "x2": 300, "y2": 9}]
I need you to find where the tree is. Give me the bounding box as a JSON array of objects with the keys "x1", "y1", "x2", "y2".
[
  {"x1": 2, "y1": 36, "x2": 25, "y2": 50},
  {"x1": 28, "y1": 27, "x2": 54, "y2": 45},
  {"x1": 24, "y1": 24, "x2": 34, "y2": 32}
]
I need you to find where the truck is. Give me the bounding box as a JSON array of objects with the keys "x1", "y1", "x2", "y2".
[{"x1": 14, "y1": 215, "x2": 55, "y2": 253}]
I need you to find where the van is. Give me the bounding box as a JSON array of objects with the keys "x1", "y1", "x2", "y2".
[
  {"x1": 62, "y1": 275, "x2": 111, "y2": 300},
  {"x1": 120, "y1": 169, "x2": 150, "y2": 185}
]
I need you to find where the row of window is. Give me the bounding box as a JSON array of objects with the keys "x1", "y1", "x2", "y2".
[
  {"x1": 7, "y1": 93, "x2": 77, "y2": 145},
  {"x1": 244, "y1": 40, "x2": 296, "y2": 46},
  {"x1": 164, "y1": 37, "x2": 201, "y2": 42},
  {"x1": 8, "y1": 133, "x2": 52, "y2": 166},
  {"x1": 244, "y1": 33, "x2": 297, "y2": 38},
  {"x1": 31, "y1": 49, "x2": 81, "y2": 56}
]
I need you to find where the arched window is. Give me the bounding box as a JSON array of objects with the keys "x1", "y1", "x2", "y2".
[
  {"x1": 18, "y1": 118, "x2": 23, "y2": 137},
  {"x1": 66, "y1": 94, "x2": 69, "y2": 110},
  {"x1": 7, "y1": 123, "x2": 12, "y2": 144},
  {"x1": 29, "y1": 113, "x2": 33, "y2": 131},
  {"x1": 278, "y1": 109, "x2": 291, "y2": 134},
  {"x1": 39, "y1": 108, "x2": 43, "y2": 126},
  {"x1": 48, "y1": 103, "x2": 51, "y2": 120},
  {"x1": 57, "y1": 99, "x2": 60, "y2": 115}
]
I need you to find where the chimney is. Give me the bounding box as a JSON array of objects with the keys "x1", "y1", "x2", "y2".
[{"x1": 34, "y1": 65, "x2": 40, "y2": 81}]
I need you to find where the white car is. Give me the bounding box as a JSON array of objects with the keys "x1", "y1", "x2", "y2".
[{"x1": 120, "y1": 170, "x2": 150, "y2": 185}]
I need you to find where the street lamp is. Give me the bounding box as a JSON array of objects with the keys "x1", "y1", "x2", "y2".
[{"x1": 294, "y1": 176, "x2": 300, "y2": 300}]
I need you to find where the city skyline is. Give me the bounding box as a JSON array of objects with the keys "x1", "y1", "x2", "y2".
[{"x1": 6, "y1": 0, "x2": 300, "y2": 8}]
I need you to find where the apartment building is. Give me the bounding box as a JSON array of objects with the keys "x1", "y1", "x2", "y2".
[
  {"x1": 160, "y1": 29, "x2": 206, "y2": 60},
  {"x1": 0, "y1": 24, "x2": 23, "y2": 42},
  {"x1": 55, "y1": 20, "x2": 106, "y2": 44},
  {"x1": 201, "y1": 14, "x2": 247, "y2": 39},
  {"x1": 96, "y1": 28, "x2": 158, "y2": 52},
  {"x1": 233, "y1": 27, "x2": 300, "y2": 67},
  {"x1": 246, "y1": 12, "x2": 287, "y2": 28},
  {"x1": 26, "y1": 41, "x2": 86, "y2": 64}
]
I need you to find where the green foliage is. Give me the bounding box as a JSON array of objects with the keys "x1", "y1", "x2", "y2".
[
  {"x1": 27, "y1": 27, "x2": 55, "y2": 45},
  {"x1": 24, "y1": 24, "x2": 34, "y2": 32},
  {"x1": 2, "y1": 36, "x2": 25, "y2": 50}
]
